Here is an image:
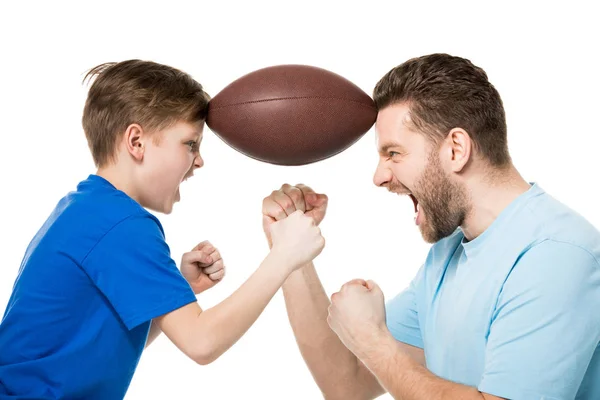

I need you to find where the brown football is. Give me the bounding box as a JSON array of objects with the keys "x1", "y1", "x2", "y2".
[{"x1": 206, "y1": 65, "x2": 377, "y2": 166}]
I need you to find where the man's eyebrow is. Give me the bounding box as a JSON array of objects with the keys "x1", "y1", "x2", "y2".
[{"x1": 378, "y1": 141, "x2": 405, "y2": 154}]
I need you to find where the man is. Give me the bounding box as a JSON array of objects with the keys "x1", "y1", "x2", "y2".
[{"x1": 261, "y1": 54, "x2": 600, "y2": 399}]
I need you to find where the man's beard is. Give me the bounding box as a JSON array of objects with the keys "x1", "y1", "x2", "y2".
[{"x1": 393, "y1": 152, "x2": 470, "y2": 243}]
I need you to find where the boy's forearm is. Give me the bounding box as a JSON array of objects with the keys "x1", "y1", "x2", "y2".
[{"x1": 193, "y1": 251, "x2": 290, "y2": 363}]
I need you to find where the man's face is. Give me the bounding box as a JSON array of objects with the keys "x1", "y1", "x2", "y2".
[{"x1": 373, "y1": 103, "x2": 468, "y2": 243}]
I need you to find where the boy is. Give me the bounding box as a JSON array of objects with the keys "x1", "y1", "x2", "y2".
[{"x1": 0, "y1": 60, "x2": 325, "y2": 399}]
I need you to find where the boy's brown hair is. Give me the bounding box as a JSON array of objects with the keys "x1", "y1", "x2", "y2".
[{"x1": 82, "y1": 60, "x2": 211, "y2": 167}]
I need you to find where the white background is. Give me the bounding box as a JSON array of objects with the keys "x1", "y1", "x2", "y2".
[{"x1": 1, "y1": 1, "x2": 598, "y2": 399}]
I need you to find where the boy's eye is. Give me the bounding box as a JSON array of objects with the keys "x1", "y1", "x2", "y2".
[{"x1": 186, "y1": 141, "x2": 199, "y2": 152}]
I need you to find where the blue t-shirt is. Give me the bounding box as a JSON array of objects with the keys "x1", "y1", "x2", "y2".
[
  {"x1": 386, "y1": 183, "x2": 600, "y2": 399},
  {"x1": 0, "y1": 175, "x2": 197, "y2": 399}
]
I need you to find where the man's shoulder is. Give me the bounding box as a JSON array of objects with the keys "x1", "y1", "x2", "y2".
[
  {"x1": 515, "y1": 239, "x2": 600, "y2": 279},
  {"x1": 520, "y1": 188, "x2": 600, "y2": 260}
]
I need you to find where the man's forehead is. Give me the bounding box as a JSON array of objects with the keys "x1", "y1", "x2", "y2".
[
  {"x1": 377, "y1": 104, "x2": 413, "y2": 127},
  {"x1": 375, "y1": 108, "x2": 413, "y2": 151}
]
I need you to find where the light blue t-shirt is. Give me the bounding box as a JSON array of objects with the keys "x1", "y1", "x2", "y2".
[{"x1": 386, "y1": 183, "x2": 600, "y2": 400}]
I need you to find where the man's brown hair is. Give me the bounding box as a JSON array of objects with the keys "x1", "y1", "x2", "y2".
[
  {"x1": 82, "y1": 60, "x2": 211, "y2": 167},
  {"x1": 374, "y1": 53, "x2": 510, "y2": 167}
]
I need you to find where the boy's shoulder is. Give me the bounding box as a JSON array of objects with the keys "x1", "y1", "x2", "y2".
[
  {"x1": 33, "y1": 175, "x2": 163, "y2": 263},
  {"x1": 65, "y1": 174, "x2": 156, "y2": 229}
]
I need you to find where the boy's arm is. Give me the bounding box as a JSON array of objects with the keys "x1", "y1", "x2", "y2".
[
  {"x1": 155, "y1": 209, "x2": 324, "y2": 364},
  {"x1": 154, "y1": 250, "x2": 290, "y2": 364},
  {"x1": 145, "y1": 321, "x2": 162, "y2": 348},
  {"x1": 145, "y1": 240, "x2": 225, "y2": 349}
]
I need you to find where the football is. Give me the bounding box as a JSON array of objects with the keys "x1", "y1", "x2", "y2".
[{"x1": 206, "y1": 65, "x2": 377, "y2": 165}]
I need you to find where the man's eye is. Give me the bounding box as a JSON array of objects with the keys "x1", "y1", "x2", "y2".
[{"x1": 389, "y1": 151, "x2": 400, "y2": 157}]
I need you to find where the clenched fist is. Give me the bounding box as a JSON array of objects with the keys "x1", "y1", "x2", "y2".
[
  {"x1": 327, "y1": 279, "x2": 388, "y2": 359},
  {"x1": 180, "y1": 241, "x2": 225, "y2": 294},
  {"x1": 262, "y1": 183, "x2": 328, "y2": 248},
  {"x1": 269, "y1": 210, "x2": 326, "y2": 271}
]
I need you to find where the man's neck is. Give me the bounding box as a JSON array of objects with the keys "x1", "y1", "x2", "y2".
[{"x1": 461, "y1": 165, "x2": 531, "y2": 241}]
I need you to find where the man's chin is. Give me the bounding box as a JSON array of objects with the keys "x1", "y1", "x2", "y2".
[
  {"x1": 419, "y1": 226, "x2": 438, "y2": 244},
  {"x1": 418, "y1": 222, "x2": 456, "y2": 244}
]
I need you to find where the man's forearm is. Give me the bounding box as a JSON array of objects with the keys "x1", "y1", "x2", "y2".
[
  {"x1": 359, "y1": 331, "x2": 496, "y2": 400},
  {"x1": 282, "y1": 264, "x2": 384, "y2": 399}
]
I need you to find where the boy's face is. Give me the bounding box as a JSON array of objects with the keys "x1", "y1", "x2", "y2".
[{"x1": 139, "y1": 120, "x2": 204, "y2": 214}]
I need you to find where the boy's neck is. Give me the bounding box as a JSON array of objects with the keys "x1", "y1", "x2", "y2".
[{"x1": 96, "y1": 166, "x2": 141, "y2": 204}]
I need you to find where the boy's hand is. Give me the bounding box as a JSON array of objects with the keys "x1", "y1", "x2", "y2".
[
  {"x1": 268, "y1": 210, "x2": 325, "y2": 272},
  {"x1": 262, "y1": 183, "x2": 328, "y2": 248},
  {"x1": 180, "y1": 241, "x2": 225, "y2": 294}
]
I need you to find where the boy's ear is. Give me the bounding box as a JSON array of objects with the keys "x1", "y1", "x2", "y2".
[{"x1": 124, "y1": 124, "x2": 145, "y2": 161}]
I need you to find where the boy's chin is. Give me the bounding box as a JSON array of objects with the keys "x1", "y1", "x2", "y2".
[
  {"x1": 161, "y1": 201, "x2": 176, "y2": 215},
  {"x1": 143, "y1": 200, "x2": 175, "y2": 215}
]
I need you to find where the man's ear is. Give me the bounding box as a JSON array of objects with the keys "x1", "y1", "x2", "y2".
[
  {"x1": 443, "y1": 127, "x2": 472, "y2": 173},
  {"x1": 124, "y1": 123, "x2": 145, "y2": 162}
]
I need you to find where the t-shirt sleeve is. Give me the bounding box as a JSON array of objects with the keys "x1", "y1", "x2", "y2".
[
  {"x1": 81, "y1": 214, "x2": 197, "y2": 330},
  {"x1": 478, "y1": 240, "x2": 600, "y2": 400},
  {"x1": 385, "y1": 265, "x2": 425, "y2": 349}
]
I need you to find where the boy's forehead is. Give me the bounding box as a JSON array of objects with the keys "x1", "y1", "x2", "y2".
[{"x1": 182, "y1": 121, "x2": 204, "y2": 137}]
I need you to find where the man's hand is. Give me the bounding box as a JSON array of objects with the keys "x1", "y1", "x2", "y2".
[
  {"x1": 327, "y1": 279, "x2": 389, "y2": 359},
  {"x1": 262, "y1": 183, "x2": 328, "y2": 248},
  {"x1": 180, "y1": 241, "x2": 225, "y2": 294}
]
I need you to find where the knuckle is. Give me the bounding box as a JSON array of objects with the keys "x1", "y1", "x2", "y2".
[
  {"x1": 290, "y1": 191, "x2": 303, "y2": 204},
  {"x1": 275, "y1": 210, "x2": 287, "y2": 220}
]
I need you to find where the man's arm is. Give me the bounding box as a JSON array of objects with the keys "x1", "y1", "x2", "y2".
[
  {"x1": 359, "y1": 330, "x2": 502, "y2": 400},
  {"x1": 327, "y1": 280, "x2": 503, "y2": 400},
  {"x1": 283, "y1": 264, "x2": 424, "y2": 399}
]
